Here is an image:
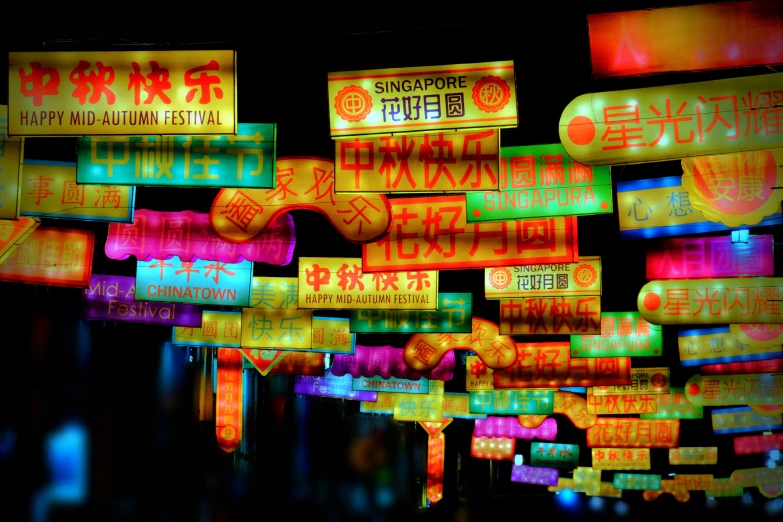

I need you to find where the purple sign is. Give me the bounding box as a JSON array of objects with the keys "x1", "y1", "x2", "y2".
[
  {"x1": 105, "y1": 209, "x2": 296, "y2": 265},
  {"x1": 511, "y1": 464, "x2": 559, "y2": 486},
  {"x1": 294, "y1": 370, "x2": 378, "y2": 401},
  {"x1": 82, "y1": 274, "x2": 202, "y2": 327},
  {"x1": 473, "y1": 417, "x2": 558, "y2": 440},
  {"x1": 329, "y1": 345, "x2": 455, "y2": 381}
]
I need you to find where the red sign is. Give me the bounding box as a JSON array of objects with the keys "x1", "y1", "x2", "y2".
[
  {"x1": 646, "y1": 235, "x2": 774, "y2": 279},
  {"x1": 216, "y1": 348, "x2": 243, "y2": 453},
  {"x1": 586, "y1": 418, "x2": 680, "y2": 448},
  {"x1": 587, "y1": 0, "x2": 783, "y2": 79},
  {"x1": 268, "y1": 351, "x2": 325, "y2": 376},
  {"x1": 735, "y1": 433, "x2": 783, "y2": 454},
  {"x1": 701, "y1": 358, "x2": 783, "y2": 375},
  {"x1": 0, "y1": 227, "x2": 94, "y2": 287},
  {"x1": 241, "y1": 349, "x2": 284, "y2": 376}
]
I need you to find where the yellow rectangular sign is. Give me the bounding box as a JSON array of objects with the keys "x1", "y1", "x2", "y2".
[
  {"x1": 586, "y1": 391, "x2": 658, "y2": 415},
  {"x1": 669, "y1": 447, "x2": 718, "y2": 465},
  {"x1": 466, "y1": 355, "x2": 494, "y2": 390},
  {"x1": 0, "y1": 105, "x2": 24, "y2": 219},
  {"x1": 311, "y1": 316, "x2": 355, "y2": 355},
  {"x1": 591, "y1": 368, "x2": 670, "y2": 395},
  {"x1": 240, "y1": 308, "x2": 313, "y2": 350},
  {"x1": 499, "y1": 296, "x2": 601, "y2": 335},
  {"x1": 328, "y1": 61, "x2": 517, "y2": 138},
  {"x1": 442, "y1": 392, "x2": 487, "y2": 419},
  {"x1": 250, "y1": 276, "x2": 299, "y2": 309},
  {"x1": 297, "y1": 257, "x2": 438, "y2": 310},
  {"x1": 393, "y1": 393, "x2": 443, "y2": 422},
  {"x1": 172, "y1": 311, "x2": 240, "y2": 347},
  {"x1": 9, "y1": 50, "x2": 236, "y2": 136},
  {"x1": 673, "y1": 474, "x2": 714, "y2": 491},
  {"x1": 334, "y1": 130, "x2": 500, "y2": 192},
  {"x1": 360, "y1": 391, "x2": 395, "y2": 414},
  {"x1": 677, "y1": 327, "x2": 781, "y2": 366},
  {"x1": 591, "y1": 448, "x2": 651, "y2": 470},
  {"x1": 0, "y1": 216, "x2": 39, "y2": 265},
  {"x1": 484, "y1": 257, "x2": 601, "y2": 298}
]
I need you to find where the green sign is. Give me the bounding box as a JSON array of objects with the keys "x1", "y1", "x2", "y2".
[
  {"x1": 571, "y1": 311, "x2": 662, "y2": 357},
  {"x1": 352, "y1": 376, "x2": 429, "y2": 394},
  {"x1": 613, "y1": 473, "x2": 662, "y2": 490},
  {"x1": 76, "y1": 123, "x2": 276, "y2": 188},
  {"x1": 641, "y1": 388, "x2": 703, "y2": 420},
  {"x1": 349, "y1": 293, "x2": 471, "y2": 333},
  {"x1": 466, "y1": 143, "x2": 612, "y2": 222},
  {"x1": 530, "y1": 443, "x2": 580, "y2": 469},
  {"x1": 469, "y1": 390, "x2": 554, "y2": 415}
]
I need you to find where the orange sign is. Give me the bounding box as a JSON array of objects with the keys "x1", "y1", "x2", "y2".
[
  {"x1": 216, "y1": 348, "x2": 243, "y2": 453},
  {"x1": 553, "y1": 391, "x2": 597, "y2": 429},
  {"x1": 587, "y1": 390, "x2": 659, "y2": 415},
  {"x1": 241, "y1": 348, "x2": 284, "y2": 376},
  {"x1": 426, "y1": 432, "x2": 445, "y2": 504},
  {"x1": 673, "y1": 474, "x2": 714, "y2": 491},
  {"x1": 586, "y1": 418, "x2": 680, "y2": 448},
  {"x1": 419, "y1": 418, "x2": 453, "y2": 436},
  {"x1": 0, "y1": 217, "x2": 39, "y2": 264},
  {"x1": 268, "y1": 351, "x2": 325, "y2": 376},
  {"x1": 210, "y1": 157, "x2": 391, "y2": 244},
  {"x1": 362, "y1": 194, "x2": 578, "y2": 271},
  {"x1": 493, "y1": 342, "x2": 631, "y2": 388},
  {"x1": 499, "y1": 296, "x2": 601, "y2": 335},
  {"x1": 642, "y1": 479, "x2": 690, "y2": 503},
  {"x1": 592, "y1": 448, "x2": 651, "y2": 470},
  {"x1": 0, "y1": 226, "x2": 93, "y2": 287}
]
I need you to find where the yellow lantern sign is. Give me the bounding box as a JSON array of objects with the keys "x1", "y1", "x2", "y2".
[
  {"x1": 586, "y1": 390, "x2": 659, "y2": 415},
  {"x1": 669, "y1": 447, "x2": 717, "y2": 465},
  {"x1": 442, "y1": 392, "x2": 487, "y2": 420},
  {"x1": 484, "y1": 257, "x2": 602, "y2": 299},
  {"x1": 730, "y1": 323, "x2": 783, "y2": 349},
  {"x1": 552, "y1": 391, "x2": 597, "y2": 429},
  {"x1": 360, "y1": 391, "x2": 395, "y2": 414},
  {"x1": 499, "y1": 296, "x2": 601, "y2": 335},
  {"x1": 638, "y1": 278, "x2": 783, "y2": 325},
  {"x1": 591, "y1": 368, "x2": 670, "y2": 395},
  {"x1": 0, "y1": 105, "x2": 23, "y2": 220},
  {"x1": 240, "y1": 308, "x2": 313, "y2": 350},
  {"x1": 685, "y1": 373, "x2": 783, "y2": 406},
  {"x1": 465, "y1": 355, "x2": 494, "y2": 391},
  {"x1": 172, "y1": 311, "x2": 240, "y2": 347},
  {"x1": 250, "y1": 277, "x2": 299, "y2": 309},
  {"x1": 393, "y1": 393, "x2": 443, "y2": 422},
  {"x1": 559, "y1": 72, "x2": 783, "y2": 166},
  {"x1": 573, "y1": 467, "x2": 602, "y2": 496},
  {"x1": 592, "y1": 448, "x2": 651, "y2": 470},
  {"x1": 587, "y1": 418, "x2": 679, "y2": 448}
]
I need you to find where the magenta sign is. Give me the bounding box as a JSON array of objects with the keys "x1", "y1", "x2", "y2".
[
  {"x1": 105, "y1": 209, "x2": 296, "y2": 265},
  {"x1": 329, "y1": 345, "x2": 455, "y2": 381},
  {"x1": 646, "y1": 234, "x2": 773, "y2": 279},
  {"x1": 82, "y1": 274, "x2": 203, "y2": 327}
]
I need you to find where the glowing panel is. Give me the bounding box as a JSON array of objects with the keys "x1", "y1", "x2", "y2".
[
  {"x1": 559, "y1": 73, "x2": 783, "y2": 166},
  {"x1": 294, "y1": 370, "x2": 377, "y2": 401},
  {"x1": 485, "y1": 257, "x2": 601, "y2": 299},
  {"x1": 592, "y1": 448, "x2": 651, "y2": 470},
  {"x1": 731, "y1": 323, "x2": 783, "y2": 349},
  {"x1": 511, "y1": 464, "x2": 559, "y2": 486},
  {"x1": 571, "y1": 311, "x2": 662, "y2": 358},
  {"x1": 499, "y1": 296, "x2": 601, "y2": 335},
  {"x1": 0, "y1": 105, "x2": 23, "y2": 219},
  {"x1": 419, "y1": 418, "x2": 452, "y2": 436},
  {"x1": 641, "y1": 388, "x2": 703, "y2": 420},
  {"x1": 350, "y1": 293, "x2": 471, "y2": 333},
  {"x1": 613, "y1": 473, "x2": 661, "y2": 491},
  {"x1": 240, "y1": 348, "x2": 284, "y2": 376},
  {"x1": 669, "y1": 447, "x2": 718, "y2": 465},
  {"x1": 469, "y1": 390, "x2": 553, "y2": 415},
  {"x1": 642, "y1": 479, "x2": 689, "y2": 503},
  {"x1": 684, "y1": 373, "x2": 783, "y2": 406},
  {"x1": 530, "y1": 443, "x2": 579, "y2": 469},
  {"x1": 673, "y1": 474, "x2": 713, "y2": 490},
  {"x1": 702, "y1": 358, "x2": 783, "y2": 375},
  {"x1": 216, "y1": 348, "x2": 242, "y2": 453},
  {"x1": 712, "y1": 406, "x2": 782, "y2": 434},
  {"x1": 269, "y1": 351, "x2": 324, "y2": 376},
  {"x1": 442, "y1": 392, "x2": 487, "y2": 420},
  {"x1": 393, "y1": 393, "x2": 443, "y2": 422},
  {"x1": 426, "y1": 433, "x2": 445, "y2": 504},
  {"x1": 731, "y1": 467, "x2": 783, "y2": 487},
  {"x1": 573, "y1": 467, "x2": 602, "y2": 496},
  {"x1": 311, "y1": 316, "x2": 355, "y2": 355},
  {"x1": 586, "y1": 418, "x2": 679, "y2": 448},
  {"x1": 705, "y1": 478, "x2": 744, "y2": 498},
  {"x1": 678, "y1": 327, "x2": 782, "y2": 366},
  {"x1": 240, "y1": 308, "x2": 312, "y2": 350},
  {"x1": 171, "y1": 311, "x2": 241, "y2": 348},
  {"x1": 553, "y1": 391, "x2": 598, "y2": 429},
  {"x1": 0, "y1": 217, "x2": 39, "y2": 264},
  {"x1": 330, "y1": 344, "x2": 454, "y2": 380},
  {"x1": 734, "y1": 432, "x2": 783, "y2": 454},
  {"x1": 592, "y1": 368, "x2": 670, "y2": 395},
  {"x1": 470, "y1": 435, "x2": 515, "y2": 460},
  {"x1": 586, "y1": 390, "x2": 659, "y2": 415},
  {"x1": 466, "y1": 355, "x2": 494, "y2": 391},
  {"x1": 353, "y1": 376, "x2": 429, "y2": 394},
  {"x1": 474, "y1": 416, "x2": 557, "y2": 440}
]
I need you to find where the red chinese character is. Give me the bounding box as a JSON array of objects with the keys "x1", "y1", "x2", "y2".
[
  {"x1": 406, "y1": 271, "x2": 431, "y2": 291},
  {"x1": 379, "y1": 136, "x2": 415, "y2": 189},
  {"x1": 27, "y1": 176, "x2": 55, "y2": 206},
  {"x1": 371, "y1": 272, "x2": 399, "y2": 291},
  {"x1": 663, "y1": 288, "x2": 691, "y2": 315},
  {"x1": 420, "y1": 133, "x2": 457, "y2": 189},
  {"x1": 574, "y1": 297, "x2": 600, "y2": 333},
  {"x1": 184, "y1": 60, "x2": 223, "y2": 104},
  {"x1": 149, "y1": 259, "x2": 173, "y2": 280},
  {"x1": 412, "y1": 340, "x2": 437, "y2": 364},
  {"x1": 303, "y1": 166, "x2": 335, "y2": 205},
  {"x1": 202, "y1": 321, "x2": 218, "y2": 338},
  {"x1": 61, "y1": 181, "x2": 85, "y2": 207},
  {"x1": 460, "y1": 131, "x2": 496, "y2": 189},
  {"x1": 647, "y1": 99, "x2": 694, "y2": 146},
  {"x1": 601, "y1": 104, "x2": 646, "y2": 149},
  {"x1": 204, "y1": 262, "x2": 235, "y2": 284},
  {"x1": 336, "y1": 263, "x2": 364, "y2": 291},
  {"x1": 69, "y1": 60, "x2": 116, "y2": 105},
  {"x1": 697, "y1": 95, "x2": 740, "y2": 140},
  {"x1": 304, "y1": 264, "x2": 330, "y2": 291},
  {"x1": 266, "y1": 168, "x2": 298, "y2": 202},
  {"x1": 524, "y1": 298, "x2": 549, "y2": 334},
  {"x1": 174, "y1": 262, "x2": 200, "y2": 283},
  {"x1": 539, "y1": 154, "x2": 564, "y2": 186},
  {"x1": 220, "y1": 190, "x2": 263, "y2": 232},
  {"x1": 18, "y1": 62, "x2": 60, "y2": 106},
  {"x1": 340, "y1": 139, "x2": 374, "y2": 189},
  {"x1": 128, "y1": 60, "x2": 172, "y2": 105}
]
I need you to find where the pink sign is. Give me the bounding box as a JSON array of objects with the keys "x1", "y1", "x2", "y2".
[
  {"x1": 701, "y1": 359, "x2": 783, "y2": 375},
  {"x1": 105, "y1": 209, "x2": 295, "y2": 264},
  {"x1": 646, "y1": 235, "x2": 773, "y2": 279},
  {"x1": 735, "y1": 433, "x2": 783, "y2": 454},
  {"x1": 473, "y1": 416, "x2": 557, "y2": 440},
  {"x1": 329, "y1": 345, "x2": 455, "y2": 381}
]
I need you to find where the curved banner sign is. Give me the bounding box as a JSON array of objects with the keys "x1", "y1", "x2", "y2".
[
  {"x1": 684, "y1": 373, "x2": 783, "y2": 406},
  {"x1": 730, "y1": 323, "x2": 783, "y2": 349}
]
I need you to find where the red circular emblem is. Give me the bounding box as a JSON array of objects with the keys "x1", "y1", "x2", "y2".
[
  {"x1": 334, "y1": 85, "x2": 373, "y2": 122},
  {"x1": 573, "y1": 264, "x2": 598, "y2": 287},
  {"x1": 651, "y1": 373, "x2": 668, "y2": 389},
  {"x1": 471, "y1": 76, "x2": 511, "y2": 113},
  {"x1": 220, "y1": 426, "x2": 236, "y2": 440},
  {"x1": 671, "y1": 450, "x2": 681, "y2": 462},
  {"x1": 488, "y1": 267, "x2": 512, "y2": 289}
]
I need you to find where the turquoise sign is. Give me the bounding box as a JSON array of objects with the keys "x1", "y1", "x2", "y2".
[
  {"x1": 613, "y1": 473, "x2": 662, "y2": 490},
  {"x1": 352, "y1": 376, "x2": 430, "y2": 394},
  {"x1": 76, "y1": 123, "x2": 276, "y2": 188},
  {"x1": 530, "y1": 443, "x2": 580, "y2": 469},
  {"x1": 469, "y1": 390, "x2": 554, "y2": 415},
  {"x1": 135, "y1": 257, "x2": 253, "y2": 307},
  {"x1": 349, "y1": 293, "x2": 472, "y2": 333}
]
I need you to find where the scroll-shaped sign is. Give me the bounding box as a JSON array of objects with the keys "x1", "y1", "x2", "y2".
[
  {"x1": 76, "y1": 123, "x2": 276, "y2": 188},
  {"x1": 362, "y1": 194, "x2": 579, "y2": 272},
  {"x1": 641, "y1": 388, "x2": 703, "y2": 420},
  {"x1": 350, "y1": 293, "x2": 472, "y2": 334},
  {"x1": 493, "y1": 341, "x2": 631, "y2": 389},
  {"x1": 106, "y1": 209, "x2": 295, "y2": 265},
  {"x1": 731, "y1": 466, "x2": 783, "y2": 488},
  {"x1": 712, "y1": 406, "x2": 783, "y2": 434},
  {"x1": 499, "y1": 296, "x2": 601, "y2": 335},
  {"x1": 171, "y1": 311, "x2": 241, "y2": 347},
  {"x1": 0, "y1": 226, "x2": 94, "y2": 288},
  {"x1": 614, "y1": 473, "x2": 661, "y2": 491},
  {"x1": 210, "y1": 157, "x2": 391, "y2": 243},
  {"x1": 216, "y1": 348, "x2": 242, "y2": 453},
  {"x1": 328, "y1": 61, "x2": 517, "y2": 137},
  {"x1": 586, "y1": 390, "x2": 658, "y2": 415},
  {"x1": 297, "y1": 257, "x2": 437, "y2": 310},
  {"x1": 511, "y1": 464, "x2": 559, "y2": 486},
  {"x1": 592, "y1": 448, "x2": 651, "y2": 470},
  {"x1": 21, "y1": 160, "x2": 135, "y2": 222},
  {"x1": 571, "y1": 311, "x2": 662, "y2": 358},
  {"x1": 669, "y1": 447, "x2": 717, "y2": 465},
  {"x1": 530, "y1": 443, "x2": 579, "y2": 469},
  {"x1": 681, "y1": 149, "x2": 783, "y2": 227},
  {"x1": 702, "y1": 358, "x2": 783, "y2": 375},
  {"x1": 592, "y1": 368, "x2": 670, "y2": 395},
  {"x1": 617, "y1": 176, "x2": 783, "y2": 239},
  {"x1": 586, "y1": 418, "x2": 680, "y2": 448},
  {"x1": 9, "y1": 50, "x2": 236, "y2": 136},
  {"x1": 294, "y1": 370, "x2": 377, "y2": 401},
  {"x1": 677, "y1": 327, "x2": 782, "y2": 367},
  {"x1": 552, "y1": 391, "x2": 598, "y2": 429},
  {"x1": 0, "y1": 217, "x2": 39, "y2": 264},
  {"x1": 240, "y1": 307, "x2": 312, "y2": 350},
  {"x1": 334, "y1": 130, "x2": 500, "y2": 193},
  {"x1": 474, "y1": 416, "x2": 557, "y2": 440},
  {"x1": 641, "y1": 479, "x2": 690, "y2": 503},
  {"x1": 393, "y1": 393, "x2": 443, "y2": 423},
  {"x1": 639, "y1": 278, "x2": 783, "y2": 325},
  {"x1": 646, "y1": 234, "x2": 774, "y2": 279},
  {"x1": 559, "y1": 72, "x2": 783, "y2": 166},
  {"x1": 684, "y1": 373, "x2": 783, "y2": 406},
  {"x1": 0, "y1": 105, "x2": 24, "y2": 219},
  {"x1": 485, "y1": 257, "x2": 601, "y2": 299},
  {"x1": 402, "y1": 317, "x2": 517, "y2": 372},
  {"x1": 330, "y1": 345, "x2": 454, "y2": 381},
  {"x1": 735, "y1": 432, "x2": 783, "y2": 454},
  {"x1": 466, "y1": 143, "x2": 613, "y2": 222},
  {"x1": 471, "y1": 436, "x2": 515, "y2": 460},
  {"x1": 731, "y1": 323, "x2": 783, "y2": 349},
  {"x1": 469, "y1": 390, "x2": 554, "y2": 415}
]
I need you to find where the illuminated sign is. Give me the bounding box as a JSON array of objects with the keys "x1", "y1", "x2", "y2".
[
  {"x1": 470, "y1": 436, "x2": 515, "y2": 460},
  {"x1": 361, "y1": 392, "x2": 395, "y2": 414},
  {"x1": 553, "y1": 391, "x2": 598, "y2": 430},
  {"x1": 731, "y1": 466, "x2": 783, "y2": 488},
  {"x1": 334, "y1": 130, "x2": 499, "y2": 192},
  {"x1": 587, "y1": 1, "x2": 783, "y2": 78},
  {"x1": 586, "y1": 391, "x2": 658, "y2": 415},
  {"x1": 559, "y1": 73, "x2": 783, "y2": 166},
  {"x1": 735, "y1": 432, "x2": 783, "y2": 454},
  {"x1": 419, "y1": 418, "x2": 452, "y2": 437},
  {"x1": 136, "y1": 256, "x2": 252, "y2": 307},
  {"x1": 250, "y1": 277, "x2": 298, "y2": 309},
  {"x1": 0, "y1": 105, "x2": 23, "y2": 219},
  {"x1": 393, "y1": 393, "x2": 443, "y2": 422},
  {"x1": 293, "y1": 370, "x2": 377, "y2": 401},
  {"x1": 639, "y1": 278, "x2": 783, "y2": 325},
  {"x1": 571, "y1": 311, "x2": 662, "y2": 358},
  {"x1": 0, "y1": 217, "x2": 39, "y2": 264},
  {"x1": 241, "y1": 348, "x2": 284, "y2": 376},
  {"x1": 298, "y1": 256, "x2": 437, "y2": 310},
  {"x1": 171, "y1": 311, "x2": 241, "y2": 347},
  {"x1": 669, "y1": 447, "x2": 718, "y2": 465},
  {"x1": 0, "y1": 226, "x2": 93, "y2": 287},
  {"x1": 21, "y1": 160, "x2": 134, "y2": 222},
  {"x1": 499, "y1": 296, "x2": 601, "y2": 335},
  {"x1": 677, "y1": 327, "x2": 781, "y2": 366},
  {"x1": 82, "y1": 274, "x2": 202, "y2": 326},
  {"x1": 586, "y1": 418, "x2": 680, "y2": 448},
  {"x1": 642, "y1": 479, "x2": 689, "y2": 503},
  {"x1": 592, "y1": 448, "x2": 651, "y2": 470},
  {"x1": 474, "y1": 416, "x2": 557, "y2": 440},
  {"x1": 494, "y1": 341, "x2": 631, "y2": 388},
  {"x1": 268, "y1": 351, "x2": 325, "y2": 376},
  {"x1": 311, "y1": 316, "x2": 355, "y2": 355},
  {"x1": 592, "y1": 368, "x2": 670, "y2": 395},
  {"x1": 362, "y1": 195, "x2": 578, "y2": 271},
  {"x1": 76, "y1": 123, "x2": 276, "y2": 188},
  {"x1": 673, "y1": 475, "x2": 713, "y2": 491},
  {"x1": 403, "y1": 317, "x2": 517, "y2": 372},
  {"x1": 210, "y1": 157, "x2": 391, "y2": 243},
  {"x1": 105, "y1": 209, "x2": 295, "y2": 265},
  {"x1": 466, "y1": 355, "x2": 494, "y2": 391},
  {"x1": 530, "y1": 443, "x2": 579, "y2": 469},
  {"x1": 485, "y1": 257, "x2": 601, "y2": 299},
  {"x1": 511, "y1": 464, "x2": 559, "y2": 486},
  {"x1": 426, "y1": 432, "x2": 445, "y2": 504},
  {"x1": 617, "y1": 176, "x2": 783, "y2": 239},
  {"x1": 705, "y1": 478, "x2": 744, "y2": 498},
  {"x1": 466, "y1": 144, "x2": 612, "y2": 222},
  {"x1": 353, "y1": 376, "x2": 429, "y2": 394},
  {"x1": 685, "y1": 373, "x2": 783, "y2": 406},
  {"x1": 731, "y1": 323, "x2": 783, "y2": 349},
  {"x1": 9, "y1": 50, "x2": 236, "y2": 136},
  {"x1": 613, "y1": 473, "x2": 661, "y2": 490},
  {"x1": 712, "y1": 406, "x2": 782, "y2": 434},
  {"x1": 646, "y1": 234, "x2": 774, "y2": 279},
  {"x1": 468, "y1": 390, "x2": 554, "y2": 415},
  {"x1": 442, "y1": 393, "x2": 487, "y2": 420},
  {"x1": 328, "y1": 61, "x2": 517, "y2": 137},
  {"x1": 702, "y1": 358, "x2": 783, "y2": 375},
  {"x1": 240, "y1": 307, "x2": 312, "y2": 350},
  {"x1": 330, "y1": 344, "x2": 454, "y2": 381},
  {"x1": 641, "y1": 388, "x2": 703, "y2": 420},
  {"x1": 350, "y1": 293, "x2": 471, "y2": 333},
  {"x1": 216, "y1": 348, "x2": 242, "y2": 453}
]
